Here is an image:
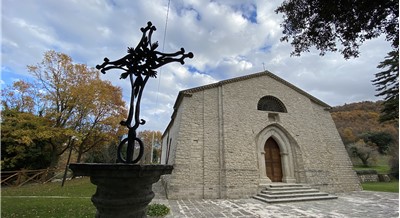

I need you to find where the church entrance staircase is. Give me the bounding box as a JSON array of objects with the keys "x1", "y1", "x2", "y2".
[{"x1": 253, "y1": 183, "x2": 337, "y2": 203}]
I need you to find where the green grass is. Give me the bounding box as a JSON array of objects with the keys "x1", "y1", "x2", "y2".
[
  {"x1": 1, "y1": 178, "x2": 97, "y2": 218},
  {"x1": 2, "y1": 197, "x2": 95, "y2": 217},
  {"x1": 353, "y1": 165, "x2": 391, "y2": 174},
  {"x1": 2, "y1": 176, "x2": 398, "y2": 217},
  {"x1": 147, "y1": 203, "x2": 170, "y2": 216},
  {"x1": 2, "y1": 177, "x2": 96, "y2": 197},
  {"x1": 351, "y1": 155, "x2": 392, "y2": 174},
  {"x1": 362, "y1": 181, "x2": 399, "y2": 193},
  {"x1": 352, "y1": 158, "x2": 398, "y2": 193}
]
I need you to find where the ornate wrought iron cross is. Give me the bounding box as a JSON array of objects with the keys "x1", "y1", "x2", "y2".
[{"x1": 96, "y1": 21, "x2": 193, "y2": 163}]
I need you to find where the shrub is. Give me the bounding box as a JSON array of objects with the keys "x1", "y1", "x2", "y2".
[
  {"x1": 347, "y1": 140, "x2": 378, "y2": 166},
  {"x1": 146, "y1": 204, "x2": 170, "y2": 217},
  {"x1": 362, "y1": 132, "x2": 394, "y2": 154},
  {"x1": 389, "y1": 145, "x2": 399, "y2": 179},
  {"x1": 355, "y1": 169, "x2": 378, "y2": 175}
]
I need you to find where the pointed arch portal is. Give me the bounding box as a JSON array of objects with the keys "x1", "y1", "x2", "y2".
[{"x1": 257, "y1": 125, "x2": 296, "y2": 184}]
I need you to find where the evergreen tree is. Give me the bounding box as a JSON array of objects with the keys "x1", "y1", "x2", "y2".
[{"x1": 372, "y1": 50, "x2": 399, "y2": 123}]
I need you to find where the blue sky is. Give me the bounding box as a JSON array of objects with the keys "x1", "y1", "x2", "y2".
[{"x1": 2, "y1": 0, "x2": 392, "y2": 131}]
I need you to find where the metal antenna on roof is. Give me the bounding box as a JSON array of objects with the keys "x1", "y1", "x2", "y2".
[
  {"x1": 262, "y1": 62, "x2": 266, "y2": 71},
  {"x1": 151, "y1": 0, "x2": 171, "y2": 163}
]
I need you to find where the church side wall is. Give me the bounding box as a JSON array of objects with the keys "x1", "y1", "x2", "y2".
[
  {"x1": 165, "y1": 89, "x2": 225, "y2": 199},
  {"x1": 166, "y1": 95, "x2": 204, "y2": 199},
  {"x1": 202, "y1": 88, "x2": 223, "y2": 198},
  {"x1": 161, "y1": 98, "x2": 192, "y2": 198},
  {"x1": 309, "y1": 103, "x2": 362, "y2": 192}
]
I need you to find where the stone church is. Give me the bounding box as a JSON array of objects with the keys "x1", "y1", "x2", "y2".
[{"x1": 160, "y1": 71, "x2": 361, "y2": 199}]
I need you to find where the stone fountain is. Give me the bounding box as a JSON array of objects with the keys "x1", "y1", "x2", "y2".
[{"x1": 69, "y1": 21, "x2": 193, "y2": 218}]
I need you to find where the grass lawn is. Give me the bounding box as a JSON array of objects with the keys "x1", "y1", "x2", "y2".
[
  {"x1": 362, "y1": 181, "x2": 399, "y2": 193},
  {"x1": 353, "y1": 165, "x2": 391, "y2": 174},
  {"x1": 1, "y1": 177, "x2": 97, "y2": 218},
  {"x1": 2, "y1": 176, "x2": 398, "y2": 217},
  {"x1": 352, "y1": 155, "x2": 392, "y2": 174},
  {"x1": 353, "y1": 161, "x2": 398, "y2": 193}
]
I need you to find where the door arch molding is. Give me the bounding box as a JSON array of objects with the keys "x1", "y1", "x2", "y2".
[{"x1": 256, "y1": 124, "x2": 296, "y2": 184}]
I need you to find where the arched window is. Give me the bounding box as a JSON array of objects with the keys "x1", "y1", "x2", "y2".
[{"x1": 257, "y1": 96, "x2": 287, "y2": 113}]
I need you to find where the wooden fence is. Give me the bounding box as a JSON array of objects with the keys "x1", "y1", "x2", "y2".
[{"x1": 1, "y1": 168, "x2": 61, "y2": 187}]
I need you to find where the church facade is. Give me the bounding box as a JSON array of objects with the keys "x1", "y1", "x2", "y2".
[{"x1": 160, "y1": 71, "x2": 361, "y2": 199}]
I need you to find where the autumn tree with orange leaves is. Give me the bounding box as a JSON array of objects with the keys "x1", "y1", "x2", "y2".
[
  {"x1": 2, "y1": 50, "x2": 127, "y2": 170},
  {"x1": 331, "y1": 101, "x2": 398, "y2": 175}
]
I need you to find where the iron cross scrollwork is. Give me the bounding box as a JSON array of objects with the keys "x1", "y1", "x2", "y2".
[{"x1": 96, "y1": 21, "x2": 193, "y2": 163}]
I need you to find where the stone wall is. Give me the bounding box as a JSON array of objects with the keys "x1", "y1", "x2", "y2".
[
  {"x1": 355, "y1": 170, "x2": 391, "y2": 183},
  {"x1": 358, "y1": 174, "x2": 379, "y2": 183},
  {"x1": 162, "y1": 72, "x2": 361, "y2": 199}
]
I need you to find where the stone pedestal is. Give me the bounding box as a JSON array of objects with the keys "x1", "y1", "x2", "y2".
[{"x1": 69, "y1": 163, "x2": 173, "y2": 218}]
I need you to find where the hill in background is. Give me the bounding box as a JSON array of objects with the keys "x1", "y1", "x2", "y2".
[
  {"x1": 330, "y1": 101, "x2": 398, "y2": 177},
  {"x1": 330, "y1": 101, "x2": 390, "y2": 140},
  {"x1": 331, "y1": 101, "x2": 383, "y2": 113}
]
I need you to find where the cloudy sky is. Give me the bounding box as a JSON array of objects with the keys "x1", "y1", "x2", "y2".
[{"x1": 2, "y1": 0, "x2": 392, "y2": 131}]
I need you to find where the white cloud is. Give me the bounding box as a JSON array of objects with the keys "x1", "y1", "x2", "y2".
[{"x1": 2, "y1": 0, "x2": 391, "y2": 131}]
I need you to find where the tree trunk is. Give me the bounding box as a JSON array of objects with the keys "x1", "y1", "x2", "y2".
[
  {"x1": 47, "y1": 149, "x2": 60, "y2": 180},
  {"x1": 76, "y1": 143, "x2": 84, "y2": 163},
  {"x1": 49, "y1": 146, "x2": 60, "y2": 169},
  {"x1": 359, "y1": 153, "x2": 370, "y2": 167}
]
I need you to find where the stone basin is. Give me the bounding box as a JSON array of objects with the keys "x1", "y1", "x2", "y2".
[{"x1": 69, "y1": 163, "x2": 173, "y2": 218}]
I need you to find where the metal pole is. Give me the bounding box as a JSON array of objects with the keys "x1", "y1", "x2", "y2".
[
  {"x1": 150, "y1": 132, "x2": 155, "y2": 163},
  {"x1": 61, "y1": 138, "x2": 74, "y2": 187}
]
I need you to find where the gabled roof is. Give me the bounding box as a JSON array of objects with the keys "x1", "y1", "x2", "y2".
[
  {"x1": 175, "y1": 70, "x2": 330, "y2": 108},
  {"x1": 164, "y1": 70, "x2": 331, "y2": 136}
]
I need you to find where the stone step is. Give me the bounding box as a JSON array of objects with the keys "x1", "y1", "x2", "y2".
[
  {"x1": 266, "y1": 186, "x2": 313, "y2": 191},
  {"x1": 253, "y1": 194, "x2": 338, "y2": 204},
  {"x1": 254, "y1": 183, "x2": 338, "y2": 204},
  {"x1": 261, "y1": 189, "x2": 320, "y2": 195},
  {"x1": 257, "y1": 192, "x2": 329, "y2": 199},
  {"x1": 266, "y1": 183, "x2": 307, "y2": 188}
]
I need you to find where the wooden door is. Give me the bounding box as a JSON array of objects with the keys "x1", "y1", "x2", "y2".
[{"x1": 264, "y1": 138, "x2": 283, "y2": 182}]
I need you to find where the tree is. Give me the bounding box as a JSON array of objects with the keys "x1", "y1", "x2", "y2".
[
  {"x1": 152, "y1": 146, "x2": 161, "y2": 164},
  {"x1": 84, "y1": 142, "x2": 119, "y2": 163},
  {"x1": 1, "y1": 80, "x2": 43, "y2": 114},
  {"x1": 2, "y1": 50, "x2": 127, "y2": 169},
  {"x1": 27, "y1": 51, "x2": 90, "y2": 129},
  {"x1": 137, "y1": 130, "x2": 162, "y2": 164},
  {"x1": 1, "y1": 81, "x2": 74, "y2": 170},
  {"x1": 27, "y1": 51, "x2": 128, "y2": 165},
  {"x1": 70, "y1": 76, "x2": 126, "y2": 163},
  {"x1": 275, "y1": 0, "x2": 398, "y2": 59},
  {"x1": 389, "y1": 142, "x2": 399, "y2": 179},
  {"x1": 341, "y1": 127, "x2": 357, "y2": 145},
  {"x1": 372, "y1": 50, "x2": 399, "y2": 123},
  {"x1": 276, "y1": 1, "x2": 399, "y2": 122},
  {"x1": 331, "y1": 101, "x2": 398, "y2": 167},
  {"x1": 362, "y1": 132, "x2": 394, "y2": 154},
  {"x1": 1, "y1": 109, "x2": 69, "y2": 170},
  {"x1": 348, "y1": 139, "x2": 378, "y2": 166}
]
